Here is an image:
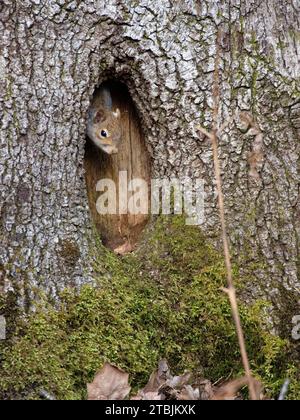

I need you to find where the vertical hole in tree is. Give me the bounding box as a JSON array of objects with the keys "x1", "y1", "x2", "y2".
[{"x1": 84, "y1": 81, "x2": 151, "y2": 252}]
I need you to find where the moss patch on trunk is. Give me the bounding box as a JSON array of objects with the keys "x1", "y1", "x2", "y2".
[{"x1": 0, "y1": 216, "x2": 299, "y2": 400}]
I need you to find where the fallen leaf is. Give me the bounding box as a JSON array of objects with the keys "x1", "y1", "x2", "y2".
[
  {"x1": 167, "y1": 372, "x2": 192, "y2": 389},
  {"x1": 178, "y1": 385, "x2": 200, "y2": 400},
  {"x1": 87, "y1": 362, "x2": 131, "y2": 400},
  {"x1": 131, "y1": 391, "x2": 163, "y2": 400},
  {"x1": 142, "y1": 359, "x2": 172, "y2": 394},
  {"x1": 114, "y1": 241, "x2": 134, "y2": 255},
  {"x1": 198, "y1": 379, "x2": 215, "y2": 400},
  {"x1": 131, "y1": 360, "x2": 195, "y2": 401},
  {"x1": 213, "y1": 376, "x2": 262, "y2": 400}
]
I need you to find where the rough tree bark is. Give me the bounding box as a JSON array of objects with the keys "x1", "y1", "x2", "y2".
[{"x1": 0, "y1": 0, "x2": 299, "y2": 323}]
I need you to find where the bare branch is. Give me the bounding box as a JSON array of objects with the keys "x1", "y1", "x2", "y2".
[
  {"x1": 198, "y1": 29, "x2": 258, "y2": 401},
  {"x1": 197, "y1": 125, "x2": 214, "y2": 140}
]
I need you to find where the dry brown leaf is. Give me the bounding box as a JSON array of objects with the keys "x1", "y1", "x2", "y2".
[
  {"x1": 88, "y1": 360, "x2": 263, "y2": 402},
  {"x1": 143, "y1": 359, "x2": 171, "y2": 393},
  {"x1": 213, "y1": 376, "x2": 263, "y2": 400},
  {"x1": 198, "y1": 379, "x2": 215, "y2": 400},
  {"x1": 87, "y1": 362, "x2": 131, "y2": 400},
  {"x1": 213, "y1": 377, "x2": 247, "y2": 400},
  {"x1": 131, "y1": 360, "x2": 199, "y2": 401},
  {"x1": 159, "y1": 384, "x2": 179, "y2": 400},
  {"x1": 131, "y1": 391, "x2": 163, "y2": 400},
  {"x1": 131, "y1": 359, "x2": 170, "y2": 400},
  {"x1": 131, "y1": 359, "x2": 192, "y2": 400},
  {"x1": 114, "y1": 241, "x2": 134, "y2": 255},
  {"x1": 167, "y1": 372, "x2": 192, "y2": 389},
  {"x1": 178, "y1": 385, "x2": 200, "y2": 400}
]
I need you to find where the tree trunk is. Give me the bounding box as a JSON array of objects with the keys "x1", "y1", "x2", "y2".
[{"x1": 0, "y1": 1, "x2": 299, "y2": 320}]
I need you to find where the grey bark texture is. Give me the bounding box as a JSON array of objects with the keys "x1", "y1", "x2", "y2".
[{"x1": 0, "y1": 0, "x2": 299, "y2": 321}]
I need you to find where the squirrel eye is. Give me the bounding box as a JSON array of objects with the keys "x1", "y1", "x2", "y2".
[{"x1": 100, "y1": 130, "x2": 108, "y2": 138}]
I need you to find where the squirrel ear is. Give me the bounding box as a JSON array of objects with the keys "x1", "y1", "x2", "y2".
[
  {"x1": 99, "y1": 87, "x2": 113, "y2": 110},
  {"x1": 113, "y1": 108, "x2": 121, "y2": 119},
  {"x1": 94, "y1": 107, "x2": 107, "y2": 123}
]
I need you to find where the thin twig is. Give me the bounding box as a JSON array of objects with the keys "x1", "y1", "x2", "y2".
[{"x1": 199, "y1": 30, "x2": 257, "y2": 401}]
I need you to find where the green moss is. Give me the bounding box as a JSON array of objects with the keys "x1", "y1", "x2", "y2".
[{"x1": 0, "y1": 216, "x2": 299, "y2": 400}]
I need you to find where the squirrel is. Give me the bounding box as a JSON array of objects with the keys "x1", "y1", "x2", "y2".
[{"x1": 87, "y1": 87, "x2": 121, "y2": 154}]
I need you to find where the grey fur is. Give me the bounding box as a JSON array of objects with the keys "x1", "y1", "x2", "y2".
[{"x1": 99, "y1": 87, "x2": 113, "y2": 110}]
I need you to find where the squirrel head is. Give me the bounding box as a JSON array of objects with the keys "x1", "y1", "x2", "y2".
[{"x1": 87, "y1": 106, "x2": 121, "y2": 154}]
